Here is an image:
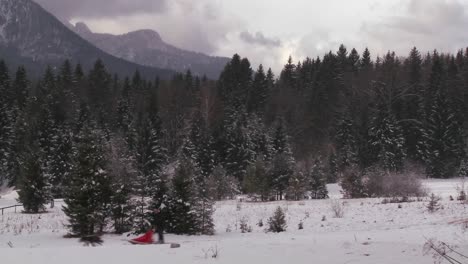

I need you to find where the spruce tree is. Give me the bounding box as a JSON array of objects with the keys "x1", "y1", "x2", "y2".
[
  {"x1": 13, "y1": 66, "x2": 29, "y2": 110},
  {"x1": 361, "y1": 47, "x2": 372, "y2": 70},
  {"x1": 286, "y1": 170, "x2": 308, "y2": 201},
  {"x1": 133, "y1": 113, "x2": 168, "y2": 233},
  {"x1": 224, "y1": 116, "x2": 255, "y2": 182},
  {"x1": 207, "y1": 165, "x2": 238, "y2": 200},
  {"x1": 369, "y1": 82, "x2": 406, "y2": 171},
  {"x1": 309, "y1": 157, "x2": 329, "y2": 199},
  {"x1": 327, "y1": 153, "x2": 339, "y2": 183},
  {"x1": 0, "y1": 61, "x2": 15, "y2": 186},
  {"x1": 166, "y1": 159, "x2": 198, "y2": 235},
  {"x1": 402, "y1": 47, "x2": 424, "y2": 160},
  {"x1": 110, "y1": 179, "x2": 133, "y2": 234},
  {"x1": 369, "y1": 99, "x2": 406, "y2": 172},
  {"x1": 193, "y1": 178, "x2": 216, "y2": 235},
  {"x1": 17, "y1": 145, "x2": 51, "y2": 213},
  {"x1": 335, "y1": 113, "x2": 358, "y2": 170},
  {"x1": 63, "y1": 122, "x2": 112, "y2": 238},
  {"x1": 269, "y1": 120, "x2": 295, "y2": 200},
  {"x1": 248, "y1": 64, "x2": 269, "y2": 114},
  {"x1": 421, "y1": 91, "x2": 463, "y2": 178}
]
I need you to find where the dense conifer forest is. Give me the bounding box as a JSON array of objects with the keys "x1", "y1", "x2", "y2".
[{"x1": 2, "y1": 45, "x2": 468, "y2": 237}]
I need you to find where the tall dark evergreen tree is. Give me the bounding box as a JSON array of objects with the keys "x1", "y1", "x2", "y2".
[
  {"x1": 166, "y1": 159, "x2": 198, "y2": 235},
  {"x1": 402, "y1": 47, "x2": 424, "y2": 160},
  {"x1": 248, "y1": 64, "x2": 269, "y2": 114},
  {"x1": 13, "y1": 66, "x2": 29, "y2": 110},
  {"x1": 63, "y1": 120, "x2": 112, "y2": 238},
  {"x1": 335, "y1": 113, "x2": 358, "y2": 170},
  {"x1": 309, "y1": 156, "x2": 329, "y2": 199},
  {"x1": 421, "y1": 91, "x2": 463, "y2": 178},
  {"x1": 369, "y1": 110, "x2": 406, "y2": 171},
  {"x1": 17, "y1": 144, "x2": 51, "y2": 213},
  {"x1": 0, "y1": 61, "x2": 17, "y2": 186}
]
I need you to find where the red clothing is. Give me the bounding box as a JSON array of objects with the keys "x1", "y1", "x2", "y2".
[{"x1": 131, "y1": 230, "x2": 154, "y2": 244}]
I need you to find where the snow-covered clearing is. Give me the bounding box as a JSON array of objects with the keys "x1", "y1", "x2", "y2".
[{"x1": 1, "y1": 180, "x2": 467, "y2": 264}]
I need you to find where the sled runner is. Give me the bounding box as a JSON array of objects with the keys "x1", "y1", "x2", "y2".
[{"x1": 128, "y1": 240, "x2": 180, "y2": 248}]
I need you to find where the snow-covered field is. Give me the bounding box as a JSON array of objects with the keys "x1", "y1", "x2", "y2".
[{"x1": 1, "y1": 180, "x2": 467, "y2": 264}]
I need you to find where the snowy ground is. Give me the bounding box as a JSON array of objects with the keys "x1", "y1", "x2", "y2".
[{"x1": 0, "y1": 180, "x2": 467, "y2": 264}]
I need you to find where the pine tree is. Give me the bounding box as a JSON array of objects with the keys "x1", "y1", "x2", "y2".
[
  {"x1": 402, "y1": 47, "x2": 424, "y2": 160},
  {"x1": 340, "y1": 166, "x2": 367, "y2": 198},
  {"x1": 105, "y1": 134, "x2": 136, "y2": 234},
  {"x1": 269, "y1": 120, "x2": 295, "y2": 200},
  {"x1": 193, "y1": 177, "x2": 216, "y2": 235},
  {"x1": 248, "y1": 64, "x2": 269, "y2": 114},
  {"x1": 361, "y1": 48, "x2": 372, "y2": 70},
  {"x1": 280, "y1": 56, "x2": 297, "y2": 89},
  {"x1": 269, "y1": 153, "x2": 295, "y2": 201},
  {"x1": 207, "y1": 165, "x2": 238, "y2": 200},
  {"x1": 459, "y1": 159, "x2": 468, "y2": 178},
  {"x1": 110, "y1": 180, "x2": 133, "y2": 234},
  {"x1": 224, "y1": 116, "x2": 255, "y2": 182},
  {"x1": 0, "y1": 61, "x2": 16, "y2": 186},
  {"x1": 348, "y1": 48, "x2": 360, "y2": 72},
  {"x1": 309, "y1": 157, "x2": 329, "y2": 199},
  {"x1": 166, "y1": 159, "x2": 198, "y2": 235},
  {"x1": 327, "y1": 153, "x2": 339, "y2": 183},
  {"x1": 335, "y1": 113, "x2": 358, "y2": 169},
  {"x1": 13, "y1": 66, "x2": 29, "y2": 110},
  {"x1": 63, "y1": 123, "x2": 112, "y2": 238},
  {"x1": 369, "y1": 82, "x2": 406, "y2": 171},
  {"x1": 17, "y1": 145, "x2": 51, "y2": 213},
  {"x1": 286, "y1": 170, "x2": 308, "y2": 201},
  {"x1": 133, "y1": 113, "x2": 168, "y2": 233},
  {"x1": 218, "y1": 54, "x2": 253, "y2": 111},
  {"x1": 267, "y1": 206, "x2": 287, "y2": 233},
  {"x1": 421, "y1": 91, "x2": 463, "y2": 178},
  {"x1": 183, "y1": 112, "x2": 215, "y2": 177},
  {"x1": 369, "y1": 109, "x2": 406, "y2": 172}
]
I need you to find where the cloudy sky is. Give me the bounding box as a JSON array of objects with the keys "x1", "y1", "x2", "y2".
[{"x1": 35, "y1": 0, "x2": 468, "y2": 72}]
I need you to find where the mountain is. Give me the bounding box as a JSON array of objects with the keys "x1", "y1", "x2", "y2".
[
  {"x1": 72, "y1": 22, "x2": 229, "y2": 79},
  {"x1": 0, "y1": 0, "x2": 175, "y2": 79}
]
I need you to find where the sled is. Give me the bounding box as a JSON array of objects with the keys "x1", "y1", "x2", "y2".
[{"x1": 128, "y1": 240, "x2": 181, "y2": 248}]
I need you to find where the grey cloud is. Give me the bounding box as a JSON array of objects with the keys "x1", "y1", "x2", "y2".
[
  {"x1": 361, "y1": 0, "x2": 468, "y2": 54},
  {"x1": 239, "y1": 31, "x2": 281, "y2": 47},
  {"x1": 34, "y1": 0, "x2": 238, "y2": 55},
  {"x1": 35, "y1": 0, "x2": 168, "y2": 19}
]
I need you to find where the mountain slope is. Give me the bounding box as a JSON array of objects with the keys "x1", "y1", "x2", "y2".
[
  {"x1": 0, "y1": 0, "x2": 175, "y2": 79},
  {"x1": 72, "y1": 22, "x2": 229, "y2": 79}
]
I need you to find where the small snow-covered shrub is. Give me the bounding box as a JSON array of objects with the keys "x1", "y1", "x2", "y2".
[
  {"x1": 257, "y1": 219, "x2": 263, "y2": 227},
  {"x1": 202, "y1": 245, "x2": 220, "y2": 259},
  {"x1": 267, "y1": 207, "x2": 287, "y2": 233},
  {"x1": 330, "y1": 199, "x2": 345, "y2": 218},
  {"x1": 427, "y1": 193, "x2": 441, "y2": 213},
  {"x1": 239, "y1": 217, "x2": 252, "y2": 233},
  {"x1": 382, "y1": 196, "x2": 411, "y2": 204},
  {"x1": 456, "y1": 177, "x2": 467, "y2": 201},
  {"x1": 364, "y1": 166, "x2": 425, "y2": 198},
  {"x1": 340, "y1": 166, "x2": 367, "y2": 199},
  {"x1": 298, "y1": 221, "x2": 304, "y2": 230},
  {"x1": 225, "y1": 225, "x2": 232, "y2": 233},
  {"x1": 236, "y1": 202, "x2": 242, "y2": 211}
]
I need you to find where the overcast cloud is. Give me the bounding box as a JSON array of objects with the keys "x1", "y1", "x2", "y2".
[
  {"x1": 35, "y1": 0, "x2": 168, "y2": 19},
  {"x1": 35, "y1": 0, "x2": 468, "y2": 72}
]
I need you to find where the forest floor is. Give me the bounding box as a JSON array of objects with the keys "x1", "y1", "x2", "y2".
[{"x1": 0, "y1": 179, "x2": 467, "y2": 264}]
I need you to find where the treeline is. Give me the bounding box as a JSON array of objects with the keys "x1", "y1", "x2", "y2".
[{"x1": 1, "y1": 45, "x2": 468, "y2": 237}]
